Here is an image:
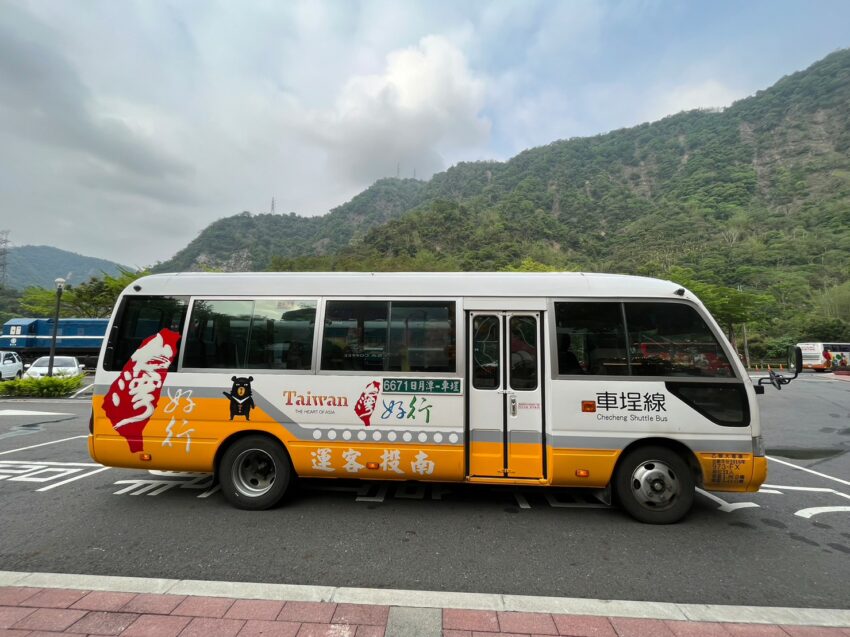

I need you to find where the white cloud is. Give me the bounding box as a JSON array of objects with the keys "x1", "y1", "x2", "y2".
[
  {"x1": 1, "y1": 0, "x2": 841, "y2": 269},
  {"x1": 643, "y1": 79, "x2": 746, "y2": 121},
  {"x1": 289, "y1": 35, "x2": 491, "y2": 184}
]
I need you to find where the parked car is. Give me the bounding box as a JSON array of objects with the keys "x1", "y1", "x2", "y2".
[
  {"x1": 23, "y1": 356, "x2": 85, "y2": 379},
  {"x1": 0, "y1": 350, "x2": 24, "y2": 380}
]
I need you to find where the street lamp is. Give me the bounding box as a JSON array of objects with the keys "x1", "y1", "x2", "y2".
[{"x1": 47, "y1": 278, "x2": 65, "y2": 378}]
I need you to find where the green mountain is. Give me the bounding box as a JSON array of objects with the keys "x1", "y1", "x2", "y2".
[
  {"x1": 154, "y1": 49, "x2": 850, "y2": 347},
  {"x1": 6, "y1": 245, "x2": 128, "y2": 290},
  {"x1": 154, "y1": 178, "x2": 427, "y2": 272}
]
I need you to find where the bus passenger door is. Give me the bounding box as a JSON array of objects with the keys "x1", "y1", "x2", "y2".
[{"x1": 468, "y1": 312, "x2": 544, "y2": 479}]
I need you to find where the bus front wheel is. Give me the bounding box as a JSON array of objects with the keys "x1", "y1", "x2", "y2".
[
  {"x1": 219, "y1": 435, "x2": 291, "y2": 510},
  {"x1": 614, "y1": 446, "x2": 694, "y2": 524}
]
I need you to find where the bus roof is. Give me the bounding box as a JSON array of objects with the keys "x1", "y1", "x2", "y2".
[{"x1": 126, "y1": 272, "x2": 691, "y2": 300}]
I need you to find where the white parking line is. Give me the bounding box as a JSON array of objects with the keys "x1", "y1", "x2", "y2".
[
  {"x1": 0, "y1": 410, "x2": 74, "y2": 416},
  {"x1": 0, "y1": 435, "x2": 88, "y2": 455},
  {"x1": 761, "y1": 483, "x2": 850, "y2": 500},
  {"x1": 767, "y1": 456, "x2": 850, "y2": 487},
  {"x1": 795, "y1": 506, "x2": 850, "y2": 519},
  {"x1": 0, "y1": 460, "x2": 99, "y2": 467},
  {"x1": 36, "y1": 467, "x2": 111, "y2": 491},
  {"x1": 696, "y1": 488, "x2": 759, "y2": 512}
]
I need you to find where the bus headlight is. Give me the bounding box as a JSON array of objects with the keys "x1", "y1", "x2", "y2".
[{"x1": 753, "y1": 435, "x2": 765, "y2": 457}]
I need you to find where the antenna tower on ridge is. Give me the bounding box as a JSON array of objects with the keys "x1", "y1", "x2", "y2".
[
  {"x1": 0, "y1": 230, "x2": 8, "y2": 289},
  {"x1": 271, "y1": 197, "x2": 276, "y2": 214}
]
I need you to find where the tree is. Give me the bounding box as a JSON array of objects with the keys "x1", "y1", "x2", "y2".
[
  {"x1": 19, "y1": 287, "x2": 73, "y2": 318},
  {"x1": 798, "y1": 316, "x2": 850, "y2": 342},
  {"x1": 667, "y1": 266, "x2": 772, "y2": 337},
  {"x1": 0, "y1": 287, "x2": 22, "y2": 325},
  {"x1": 18, "y1": 269, "x2": 148, "y2": 319},
  {"x1": 504, "y1": 258, "x2": 561, "y2": 272}
]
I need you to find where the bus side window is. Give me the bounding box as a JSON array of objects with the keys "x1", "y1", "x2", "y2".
[
  {"x1": 321, "y1": 301, "x2": 388, "y2": 372},
  {"x1": 183, "y1": 300, "x2": 254, "y2": 369},
  {"x1": 320, "y1": 300, "x2": 456, "y2": 373},
  {"x1": 554, "y1": 302, "x2": 627, "y2": 376},
  {"x1": 106, "y1": 296, "x2": 189, "y2": 371},
  {"x1": 625, "y1": 303, "x2": 733, "y2": 378},
  {"x1": 472, "y1": 315, "x2": 500, "y2": 389},
  {"x1": 388, "y1": 301, "x2": 455, "y2": 373},
  {"x1": 246, "y1": 300, "x2": 316, "y2": 370}
]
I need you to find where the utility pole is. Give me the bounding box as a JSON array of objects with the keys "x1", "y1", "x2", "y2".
[{"x1": 47, "y1": 278, "x2": 65, "y2": 377}]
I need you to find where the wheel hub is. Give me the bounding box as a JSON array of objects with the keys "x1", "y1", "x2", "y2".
[
  {"x1": 232, "y1": 449, "x2": 276, "y2": 497},
  {"x1": 631, "y1": 460, "x2": 679, "y2": 509}
]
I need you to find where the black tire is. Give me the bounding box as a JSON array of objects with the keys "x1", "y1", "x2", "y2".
[
  {"x1": 15, "y1": 372, "x2": 22, "y2": 380},
  {"x1": 218, "y1": 435, "x2": 292, "y2": 510},
  {"x1": 614, "y1": 445, "x2": 695, "y2": 524}
]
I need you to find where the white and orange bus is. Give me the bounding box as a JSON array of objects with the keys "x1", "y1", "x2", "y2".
[
  {"x1": 89, "y1": 272, "x2": 793, "y2": 523},
  {"x1": 797, "y1": 342, "x2": 850, "y2": 371}
]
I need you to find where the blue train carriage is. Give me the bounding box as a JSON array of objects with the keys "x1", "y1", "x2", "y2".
[{"x1": 1, "y1": 318, "x2": 108, "y2": 367}]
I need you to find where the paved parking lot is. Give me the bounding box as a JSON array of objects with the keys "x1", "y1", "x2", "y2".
[{"x1": 0, "y1": 373, "x2": 848, "y2": 609}]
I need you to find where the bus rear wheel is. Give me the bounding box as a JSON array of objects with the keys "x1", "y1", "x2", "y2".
[
  {"x1": 219, "y1": 435, "x2": 291, "y2": 510},
  {"x1": 614, "y1": 446, "x2": 694, "y2": 524}
]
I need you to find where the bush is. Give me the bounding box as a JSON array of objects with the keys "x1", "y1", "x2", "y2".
[{"x1": 0, "y1": 375, "x2": 85, "y2": 397}]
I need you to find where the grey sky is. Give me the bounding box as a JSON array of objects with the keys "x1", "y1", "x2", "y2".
[{"x1": 1, "y1": 0, "x2": 848, "y2": 267}]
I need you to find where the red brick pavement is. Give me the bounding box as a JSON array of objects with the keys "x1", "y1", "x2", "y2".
[
  {"x1": 441, "y1": 609, "x2": 850, "y2": 637},
  {"x1": 1, "y1": 586, "x2": 848, "y2": 637},
  {"x1": 0, "y1": 586, "x2": 389, "y2": 636}
]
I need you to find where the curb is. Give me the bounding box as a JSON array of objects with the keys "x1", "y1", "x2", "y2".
[{"x1": 1, "y1": 570, "x2": 848, "y2": 628}]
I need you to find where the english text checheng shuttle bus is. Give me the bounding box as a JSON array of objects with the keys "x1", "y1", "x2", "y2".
[{"x1": 89, "y1": 272, "x2": 793, "y2": 524}]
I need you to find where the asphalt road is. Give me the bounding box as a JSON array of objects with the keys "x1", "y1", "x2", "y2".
[{"x1": 0, "y1": 372, "x2": 848, "y2": 609}]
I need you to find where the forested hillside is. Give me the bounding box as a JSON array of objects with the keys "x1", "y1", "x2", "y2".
[
  {"x1": 7, "y1": 245, "x2": 126, "y2": 290},
  {"x1": 155, "y1": 178, "x2": 427, "y2": 271},
  {"x1": 157, "y1": 49, "x2": 850, "y2": 352}
]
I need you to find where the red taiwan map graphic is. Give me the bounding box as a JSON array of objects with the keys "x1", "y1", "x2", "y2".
[
  {"x1": 102, "y1": 329, "x2": 181, "y2": 452},
  {"x1": 354, "y1": 381, "x2": 381, "y2": 426}
]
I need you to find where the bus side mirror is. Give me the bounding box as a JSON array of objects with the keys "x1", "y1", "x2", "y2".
[
  {"x1": 788, "y1": 346, "x2": 803, "y2": 374},
  {"x1": 758, "y1": 346, "x2": 802, "y2": 391}
]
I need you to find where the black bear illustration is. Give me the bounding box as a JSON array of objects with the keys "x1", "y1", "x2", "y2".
[{"x1": 223, "y1": 376, "x2": 255, "y2": 420}]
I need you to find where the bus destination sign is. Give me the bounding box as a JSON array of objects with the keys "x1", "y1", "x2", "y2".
[{"x1": 382, "y1": 378, "x2": 462, "y2": 395}]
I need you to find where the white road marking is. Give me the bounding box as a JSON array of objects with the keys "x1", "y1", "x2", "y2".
[
  {"x1": 763, "y1": 484, "x2": 850, "y2": 499},
  {"x1": 795, "y1": 506, "x2": 850, "y2": 519},
  {"x1": 36, "y1": 467, "x2": 111, "y2": 491},
  {"x1": 0, "y1": 460, "x2": 107, "y2": 491},
  {"x1": 112, "y1": 472, "x2": 215, "y2": 497},
  {"x1": 767, "y1": 456, "x2": 850, "y2": 487},
  {"x1": 0, "y1": 410, "x2": 74, "y2": 416},
  {"x1": 545, "y1": 493, "x2": 608, "y2": 509},
  {"x1": 198, "y1": 484, "x2": 221, "y2": 498},
  {"x1": 0, "y1": 435, "x2": 88, "y2": 455},
  {"x1": 513, "y1": 491, "x2": 531, "y2": 509},
  {"x1": 757, "y1": 488, "x2": 783, "y2": 494},
  {"x1": 355, "y1": 484, "x2": 388, "y2": 503},
  {"x1": 70, "y1": 384, "x2": 94, "y2": 398},
  {"x1": 0, "y1": 460, "x2": 98, "y2": 467},
  {"x1": 696, "y1": 488, "x2": 759, "y2": 512}
]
